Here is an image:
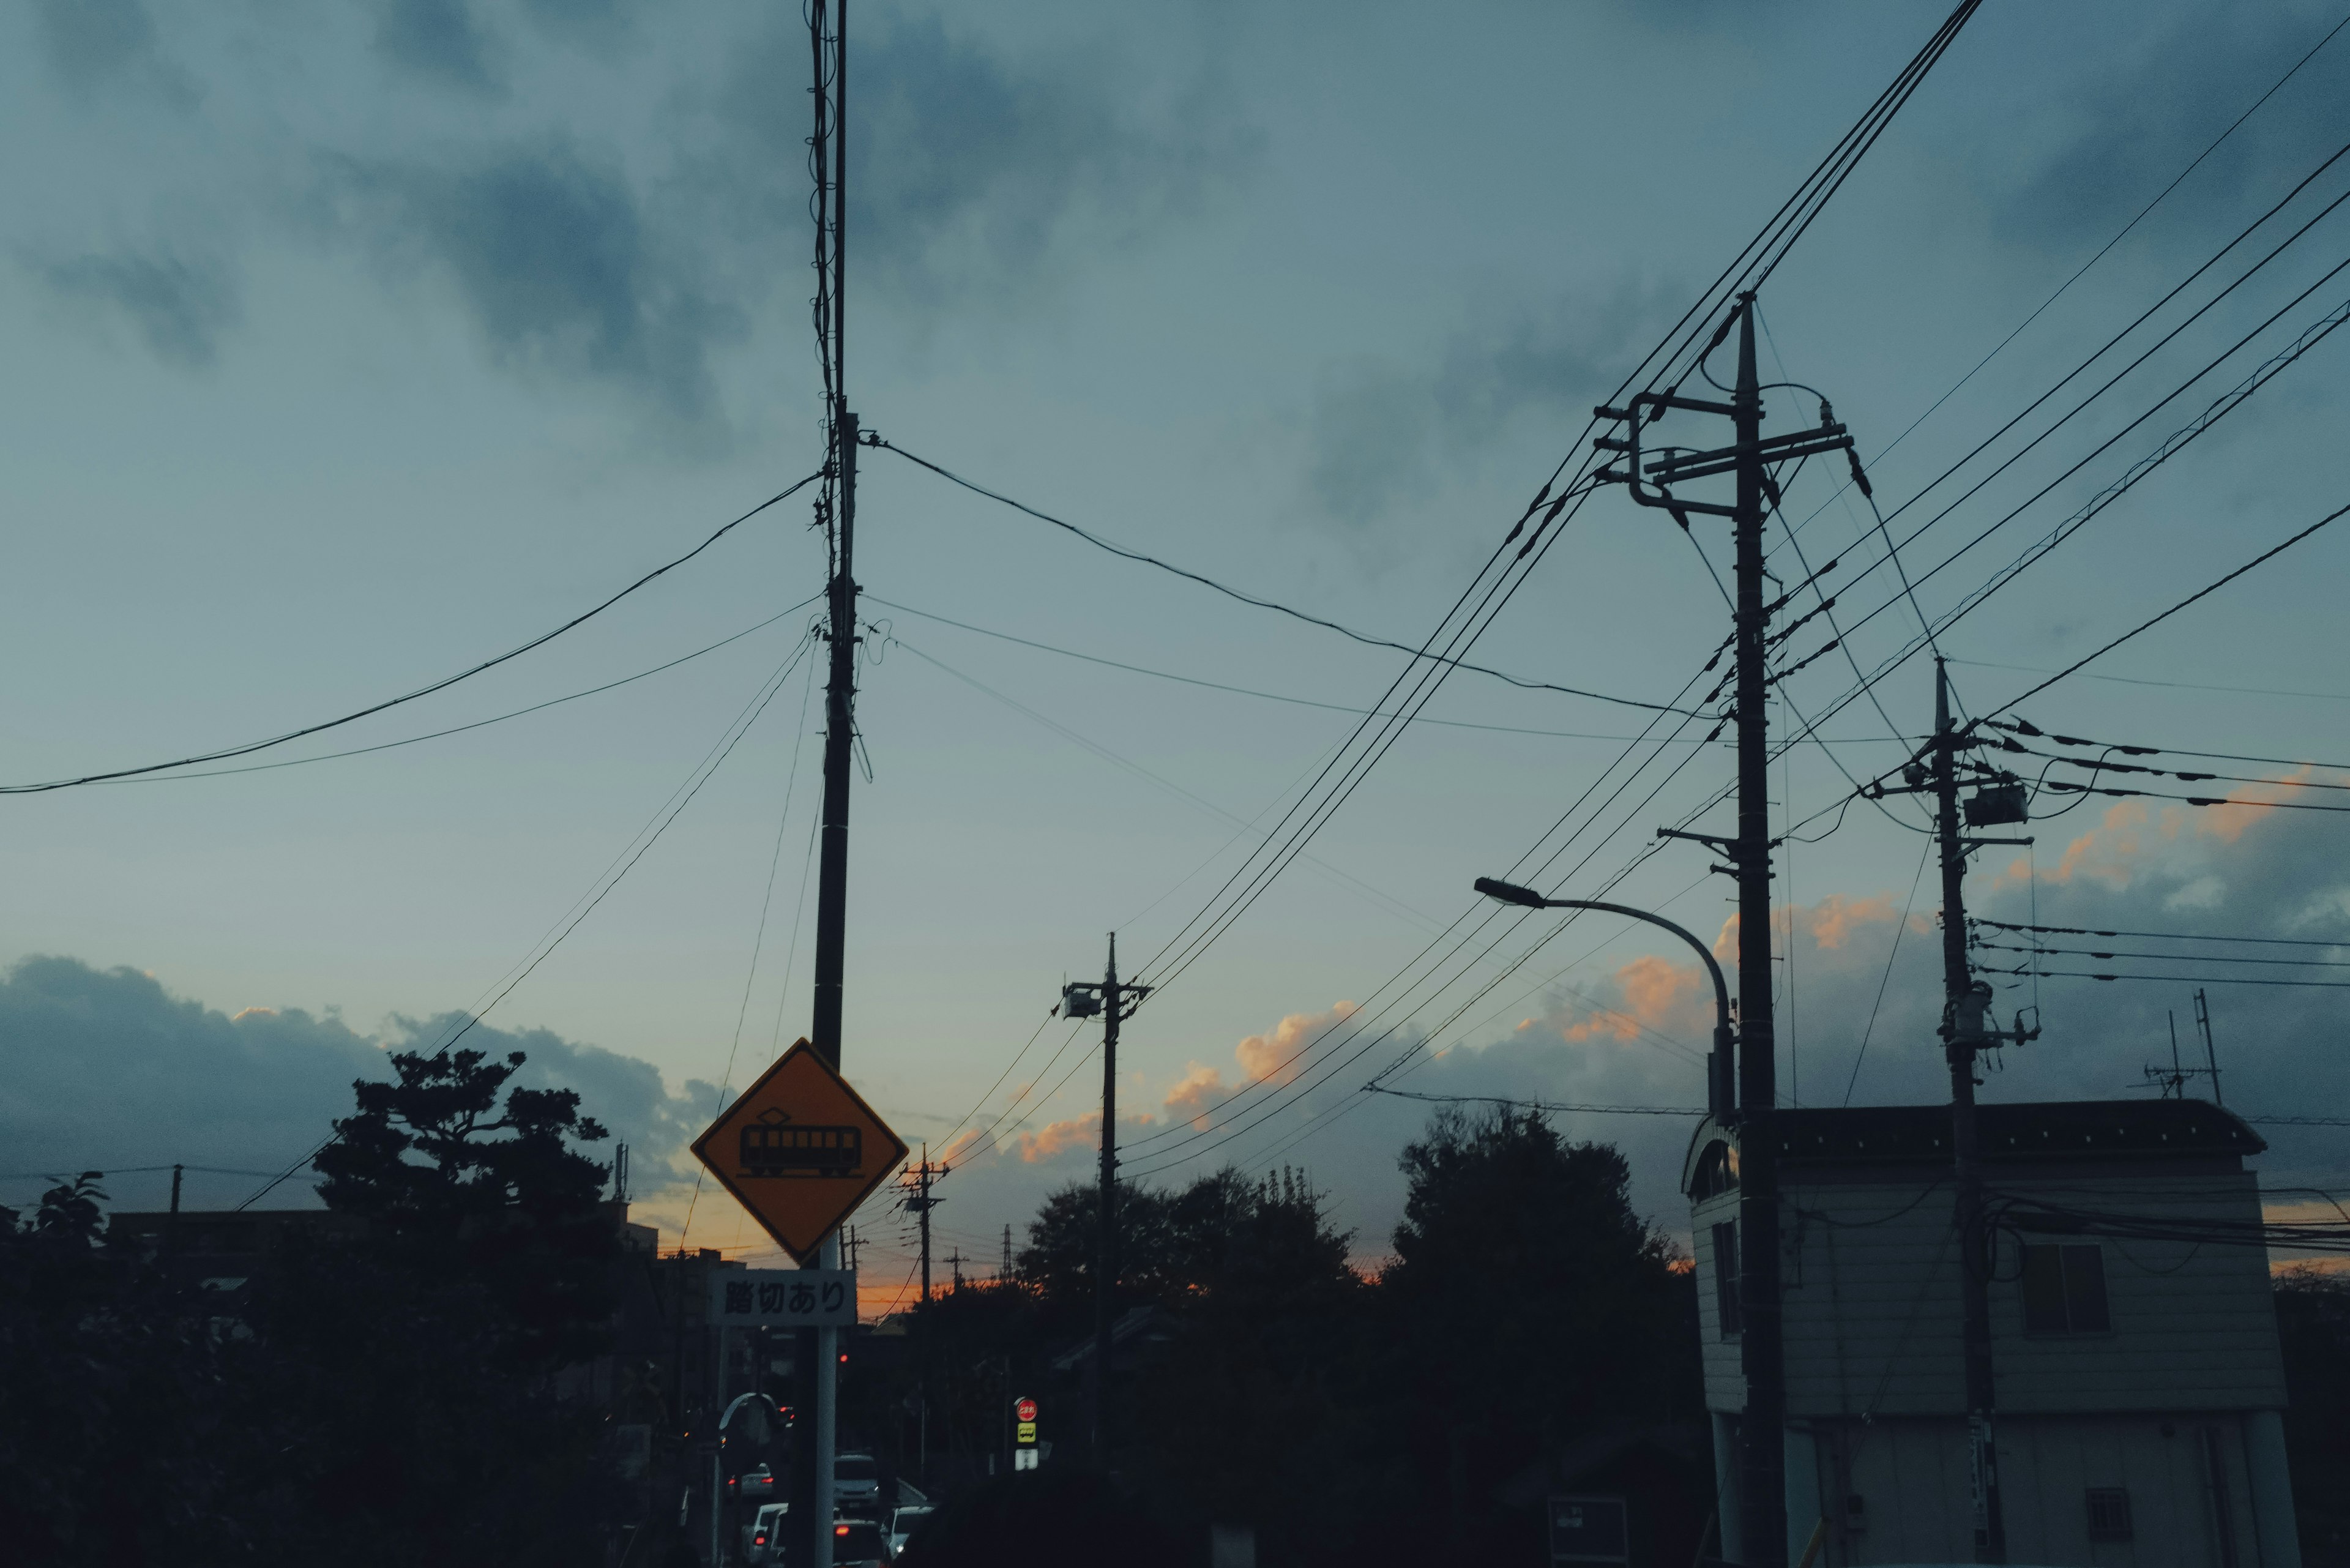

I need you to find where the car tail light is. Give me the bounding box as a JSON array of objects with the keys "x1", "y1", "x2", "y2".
[{"x1": 835, "y1": 1525, "x2": 850, "y2": 1536}]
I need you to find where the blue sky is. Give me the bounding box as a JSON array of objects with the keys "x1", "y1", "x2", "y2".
[{"x1": 6, "y1": 0, "x2": 2349, "y2": 1295}]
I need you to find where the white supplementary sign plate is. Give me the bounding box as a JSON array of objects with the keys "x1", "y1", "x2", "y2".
[{"x1": 709, "y1": 1268, "x2": 857, "y2": 1326}]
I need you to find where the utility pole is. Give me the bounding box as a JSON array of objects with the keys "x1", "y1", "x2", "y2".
[
  {"x1": 2195, "y1": 989, "x2": 2224, "y2": 1103},
  {"x1": 1059, "y1": 933, "x2": 1150, "y2": 1463},
  {"x1": 1864, "y1": 657, "x2": 2034, "y2": 1562},
  {"x1": 903, "y1": 1149, "x2": 942, "y2": 1302},
  {"x1": 794, "y1": 2, "x2": 852, "y2": 1563},
  {"x1": 947, "y1": 1249, "x2": 964, "y2": 1290},
  {"x1": 1002, "y1": 1224, "x2": 1013, "y2": 1280},
  {"x1": 1931, "y1": 659, "x2": 2005, "y2": 1564},
  {"x1": 1596, "y1": 293, "x2": 1854, "y2": 1566},
  {"x1": 1725, "y1": 297, "x2": 1787, "y2": 1568}
]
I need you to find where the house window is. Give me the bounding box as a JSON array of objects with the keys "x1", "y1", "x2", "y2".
[
  {"x1": 2021, "y1": 1244, "x2": 2111, "y2": 1334},
  {"x1": 2085, "y1": 1487, "x2": 2133, "y2": 1542},
  {"x1": 1712, "y1": 1222, "x2": 1742, "y2": 1338}
]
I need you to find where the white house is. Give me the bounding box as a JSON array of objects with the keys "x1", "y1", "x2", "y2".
[{"x1": 1684, "y1": 1099, "x2": 2300, "y2": 1567}]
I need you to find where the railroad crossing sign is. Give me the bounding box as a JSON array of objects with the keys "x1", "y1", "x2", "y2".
[{"x1": 691, "y1": 1039, "x2": 909, "y2": 1263}]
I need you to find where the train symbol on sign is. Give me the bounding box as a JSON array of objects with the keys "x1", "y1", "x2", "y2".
[{"x1": 740, "y1": 1109, "x2": 862, "y2": 1178}]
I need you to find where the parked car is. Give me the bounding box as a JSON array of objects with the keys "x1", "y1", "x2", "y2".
[
  {"x1": 830, "y1": 1518, "x2": 892, "y2": 1567},
  {"x1": 833, "y1": 1451, "x2": 881, "y2": 1512},
  {"x1": 887, "y1": 1505, "x2": 933, "y2": 1555},
  {"x1": 735, "y1": 1462, "x2": 778, "y2": 1501},
  {"x1": 742, "y1": 1503, "x2": 789, "y2": 1566}
]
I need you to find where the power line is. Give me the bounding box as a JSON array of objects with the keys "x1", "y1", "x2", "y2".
[
  {"x1": 867, "y1": 592, "x2": 1900, "y2": 745},
  {"x1": 1988, "y1": 499, "x2": 2350, "y2": 718},
  {"x1": 1990, "y1": 721, "x2": 2350, "y2": 776},
  {"x1": 1972, "y1": 917, "x2": 2349, "y2": 949},
  {"x1": 234, "y1": 631, "x2": 820, "y2": 1211},
  {"x1": 1974, "y1": 941, "x2": 2350, "y2": 969},
  {"x1": 1, "y1": 471, "x2": 824, "y2": 795},
  {"x1": 872, "y1": 444, "x2": 1704, "y2": 715},
  {"x1": 1365, "y1": 1086, "x2": 1705, "y2": 1117},
  {"x1": 1976, "y1": 964, "x2": 2350, "y2": 990},
  {"x1": 2039, "y1": 778, "x2": 2350, "y2": 813},
  {"x1": 1774, "y1": 7, "x2": 2350, "y2": 550},
  {"x1": 108, "y1": 595, "x2": 824, "y2": 784},
  {"x1": 1950, "y1": 658, "x2": 2350, "y2": 704}
]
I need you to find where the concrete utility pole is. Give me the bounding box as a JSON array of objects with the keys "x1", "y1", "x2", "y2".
[
  {"x1": 1059, "y1": 934, "x2": 1150, "y2": 1462},
  {"x1": 903, "y1": 1150, "x2": 941, "y2": 1302},
  {"x1": 795, "y1": 2, "x2": 851, "y2": 1563},
  {"x1": 1924, "y1": 657, "x2": 2035, "y2": 1562},
  {"x1": 1724, "y1": 298, "x2": 1787, "y2": 1568},
  {"x1": 1594, "y1": 294, "x2": 1855, "y2": 1566}
]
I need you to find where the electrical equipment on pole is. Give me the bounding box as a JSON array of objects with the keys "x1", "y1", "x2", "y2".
[
  {"x1": 1871, "y1": 657, "x2": 2039, "y2": 1562},
  {"x1": 1058, "y1": 933, "x2": 1150, "y2": 1461},
  {"x1": 1594, "y1": 294, "x2": 1853, "y2": 1567},
  {"x1": 901, "y1": 1149, "x2": 944, "y2": 1302}
]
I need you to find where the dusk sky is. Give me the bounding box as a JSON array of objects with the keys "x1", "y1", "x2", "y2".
[{"x1": 6, "y1": 0, "x2": 2349, "y2": 1304}]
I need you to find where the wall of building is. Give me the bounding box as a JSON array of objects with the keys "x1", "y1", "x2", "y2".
[
  {"x1": 1692, "y1": 1162, "x2": 2286, "y2": 1419},
  {"x1": 1796, "y1": 1411, "x2": 2270, "y2": 1568}
]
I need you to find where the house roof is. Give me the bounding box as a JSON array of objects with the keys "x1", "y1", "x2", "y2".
[{"x1": 1683, "y1": 1098, "x2": 2262, "y2": 1193}]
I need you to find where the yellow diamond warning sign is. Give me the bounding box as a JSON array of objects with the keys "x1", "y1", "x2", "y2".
[{"x1": 690, "y1": 1039, "x2": 909, "y2": 1263}]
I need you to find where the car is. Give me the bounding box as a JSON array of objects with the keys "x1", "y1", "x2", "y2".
[
  {"x1": 887, "y1": 1505, "x2": 933, "y2": 1555},
  {"x1": 736, "y1": 1462, "x2": 778, "y2": 1501},
  {"x1": 830, "y1": 1517, "x2": 892, "y2": 1567},
  {"x1": 833, "y1": 1451, "x2": 881, "y2": 1513},
  {"x1": 742, "y1": 1503, "x2": 789, "y2": 1566}
]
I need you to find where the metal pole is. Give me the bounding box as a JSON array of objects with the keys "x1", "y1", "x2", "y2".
[
  {"x1": 1731, "y1": 294, "x2": 1787, "y2": 1567},
  {"x1": 1095, "y1": 933, "x2": 1120, "y2": 1463},
  {"x1": 1934, "y1": 660, "x2": 2006, "y2": 1562}
]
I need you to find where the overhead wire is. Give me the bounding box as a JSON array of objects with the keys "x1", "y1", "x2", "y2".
[
  {"x1": 1, "y1": 471, "x2": 824, "y2": 795},
  {"x1": 1972, "y1": 917, "x2": 2347, "y2": 948},
  {"x1": 234, "y1": 629, "x2": 821, "y2": 1211},
  {"x1": 111, "y1": 596, "x2": 824, "y2": 783}
]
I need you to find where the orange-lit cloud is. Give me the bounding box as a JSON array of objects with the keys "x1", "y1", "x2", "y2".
[
  {"x1": 1162, "y1": 1061, "x2": 1226, "y2": 1131},
  {"x1": 938, "y1": 1127, "x2": 987, "y2": 1167},
  {"x1": 1714, "y1": 891, "x2": 1902, "y2": 960},
  {"x1": 1016, "y1": 1108, "x2": 1099, "y2": 1163},
  {"x1": 1146, "y1": 1002, "x2": 1360, "y2": 1137},
  {"x1": 1235, "y1": 1002, "x2": 1357, "y2": 1087}
]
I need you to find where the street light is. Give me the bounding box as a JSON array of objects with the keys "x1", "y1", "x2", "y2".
[{"x1": 1473, "y1": 877, "x2": 1737, "y2": 1119}]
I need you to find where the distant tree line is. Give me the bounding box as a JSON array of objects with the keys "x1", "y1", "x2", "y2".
[
  {"x1": 0, "y1": 1047, "x2": 627, "y2": 1567},
  {"x1": 876, "y1": 1107, "x2": 1709, "y2": 1567}
]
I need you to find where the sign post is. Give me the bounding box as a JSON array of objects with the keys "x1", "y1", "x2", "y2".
[
  {"x1": 692, "y1": 1040, "x2": 907, "y2": 1568},
  {"x1": 1012, "y1": 1395, "x2": 1040, "y2": 1471}
]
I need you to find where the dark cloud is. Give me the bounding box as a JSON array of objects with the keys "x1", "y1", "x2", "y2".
[
  {"x1": 1993, "y1": 5, "x2": 2350, "y2": 255},
  {"x1": 515, "y1": 0, "x2": 642, "y2": 47},
  {"x1": 30, "y1": 0, "x2": 160, "y2": 94},
  {"x1": 35, "y1": 247, "x2": 241, "y2": 368},
  {"x1": 332, "y1": 143, "x2": 738, "y2": 423},
  {"x1": 1305, "y1": 278, "x2": 1679, "y2": 526},
  {"x1": 0, "y1": 956, "x2": 704, "y2": 1212},
  {"x1": 370, "y1": 0, "x2": 505, "y2": 94},
  {"x1": 693, "y1": 9, "x2": 1250, "y2": 310},
  {"x1": 1967, "y1": 789, "x2": 2350, "y2": 1187}
]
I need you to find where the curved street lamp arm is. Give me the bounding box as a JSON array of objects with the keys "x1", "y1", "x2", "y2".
[{"x1": 1474, "y1": 876, "x2": 1736, "y2": 1118}]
